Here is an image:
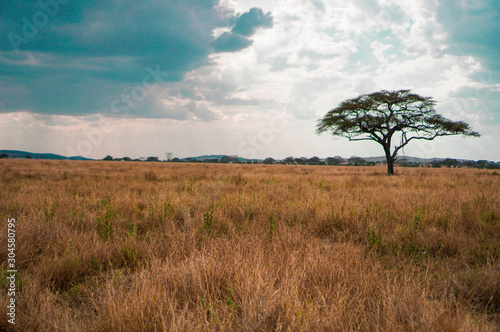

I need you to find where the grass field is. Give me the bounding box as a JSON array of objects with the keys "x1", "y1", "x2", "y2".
[{"x1": 0, "y1": 160, "x2": 499, "y2": 331}]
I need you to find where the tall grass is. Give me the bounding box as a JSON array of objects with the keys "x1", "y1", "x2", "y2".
[{"x1": 0, "y1": 160, "x2": 499, "y2": 331}]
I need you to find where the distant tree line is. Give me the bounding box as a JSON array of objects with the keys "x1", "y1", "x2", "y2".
[
  {"x1": 103, "y1": 155, "x2": 158, "y2": 162},
  {"x1": 98, "y1": 154, "x2": 499, "y2": 169},
  {"x1": 1, "y1": 153, "x2": 497, "y2": 169},
  {"x1": 0, "y1": 153, "x2": 43, "y2": 159},
  {"x1": 430, "y1": 159, "x2": 498, "y2": 169},
  {"x1": 394, "y1": 158, "x2": 500, "y2": 169}
]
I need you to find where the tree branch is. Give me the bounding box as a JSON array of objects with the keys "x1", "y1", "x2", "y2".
[
  {"x1": 348, "y1": 137, "x2": 374, "y2": 142},
  {"x1": 391, "y1": 132, "x2": 462, "y2": 158}
]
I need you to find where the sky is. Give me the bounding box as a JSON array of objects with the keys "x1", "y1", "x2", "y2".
[{"x1": 1, "y1": 0, "x2": 499, "y2": 161}]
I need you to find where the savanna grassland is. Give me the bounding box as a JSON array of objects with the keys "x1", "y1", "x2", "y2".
[{"x1": 0, "y1": 160, "x2": 499, "y2": 331}]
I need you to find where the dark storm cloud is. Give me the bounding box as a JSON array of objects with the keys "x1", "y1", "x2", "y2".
[
  {"x1": 231, "y1": 7, "x2": 273, "y2": 37},
  {"x1": 0, "y1": 0, "x2": 273, "y2": 119},
  {"x1": 212, "y1": 7, "x2": 273, "y2": 53},
  {"x1": 211, "y1": 31, "x2": 253, "y2": 52}
]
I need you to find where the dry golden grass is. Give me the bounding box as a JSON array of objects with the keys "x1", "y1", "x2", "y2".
[{"x1": 0, "y1": 160, "x2": 499, "y2": 331}]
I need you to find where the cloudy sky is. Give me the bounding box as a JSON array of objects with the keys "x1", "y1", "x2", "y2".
[{"x1": 1, "y1": 0, "x2": 499, "y2": 160}]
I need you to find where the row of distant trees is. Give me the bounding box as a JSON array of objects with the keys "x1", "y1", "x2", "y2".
[
  {"x1": 265, "y1": 157, "x2": 499, "y2": 168},
  {"x1": 102, "y1": 155, "x2": 365, "y2": 165},
  {"x1": 103, "y1": 155, "x2": 156, "y2": 162},
  {"x1": 0, "y1": 154, "x2": 36, "y2": 159},
  {"x1": 424, "y1": 159, "x2": 499, "y2": 169},
  {"x1": 100, "y1": 155, "x2": 499, "y2": 169},
  {"x1": 2, "y1": 153, "x2": 498, "y2": 169},
  {"x1": 270, "y1": 156, "x2": 375, "y2": 166},
  {"x1": 392, "y1": 158, "x2": 500, "y2": 169},
  {"x1": 104, "y1": 155, "x2": 182, "y2": 162}
]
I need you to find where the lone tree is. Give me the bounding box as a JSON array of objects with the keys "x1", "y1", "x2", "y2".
[{"x1": 317, "y1": 90, "x2": 480, "y2": 175}]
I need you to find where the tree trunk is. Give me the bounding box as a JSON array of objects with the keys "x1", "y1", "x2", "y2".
[
  {"x1": 387, "y1": 157, "x2": 394, "y2": 175},
  {"x1": 384, "y1": 145, "x2": 395, "y2": 175}
]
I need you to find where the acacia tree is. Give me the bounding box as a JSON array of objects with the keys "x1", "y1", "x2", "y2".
[{"x1": 317, "y1": 90, "x2": 480, "y2": 175}]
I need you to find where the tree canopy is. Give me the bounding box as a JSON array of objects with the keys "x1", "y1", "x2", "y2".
[{"x1": 317, "y1": 90, "x2": 480, "y2": 175}]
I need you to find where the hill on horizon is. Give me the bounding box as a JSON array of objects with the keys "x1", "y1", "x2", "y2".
[{"x1": 0, "y1": 150, "x2": 93, "y2": 160}]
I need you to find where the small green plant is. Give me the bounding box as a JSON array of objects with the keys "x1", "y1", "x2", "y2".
[
  {"x1": 200, "y1": 296, "x2": 217, "y2": 323},
  {"x1": 72, "y1": 207, "x2": 85, "y2": 229},
  {"x1": 227, "y1": 288, "x2": 237, "y2": 310},
  {"x1": 121, "y1": 245, "x2": 137, "y2": 266},
  {"x1": 97, "y1": 197, "x2": 114, "y2": 241},
  {"x1": 147, "y1": 202, "x2": 155, "y2": 224},
  {"x1": 162, "y1": 201, "x2": 174, "y2": 222},
  {"x1": 203, "y1": 212, "x2": 214, "y2": 235},
  {"x1": 482, "y1": 210, "x2": 498, "y2": 224},
  {"x1": 226, "y1": 287, "x2": 239, "y2": 319},
  {"x1": 125, "y1": 220, "x2": 138, "y2": 237},
  {"x1": 405, "y1": 241, "x2": 427, "y2": 261},
  {"x1": 113, "y1": 270, "x2": 125, "y2": 281},
  {"x1": 268, "y1": 214, "x2": 276, "y2": 239},
  {"x1": 412, "y1": 207, "x2": 425, "y2": 231},
  {"x1": 48, "y1": 204, "x2": 56, "y2": 220},
  {"x1": 367, "y1": 227, "x2": 381, "y2": 247},
  {"x1": 61, "y1": 283, "x2": 81, "y2": 302},
  {"x1": 69, "y1": 283, "x2": 81, "y2": 297}
]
